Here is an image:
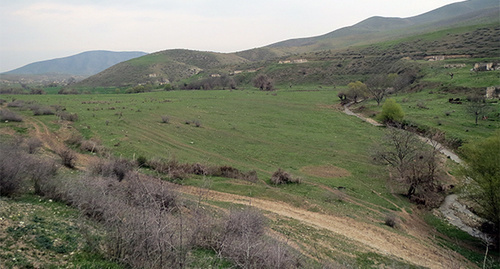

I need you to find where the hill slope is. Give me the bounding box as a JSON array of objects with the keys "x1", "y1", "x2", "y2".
[
  {"x1": 266, "y1": 0, "x2": 499, "y2": 52},
  {"x1": 78, "y1": 0, "x2": 499, "y2": 88},
  {"x1": 78, "y1": 49, "x2": 249, "y2": 87},
  {"x1": 4, "y1": 50, "x2": 147, "y2": 76}
]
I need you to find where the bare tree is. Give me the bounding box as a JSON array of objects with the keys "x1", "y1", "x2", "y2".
[
  {"x1": 366, "y1": 74, "x2": 390, "y2": 106},
  {"x1": 466, "y1": 95, "x2": 490, "y2": 125},
  {"x1": 374, "y1": 127, "x2": 438, "y2": 198}
]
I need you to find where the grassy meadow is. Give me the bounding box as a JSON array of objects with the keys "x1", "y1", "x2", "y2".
[
  {"x1": 2, "y1": 87, "x2": 407, "y2": 218},
  {"x1": 354, "y1": 59, "x2": 499, "y2": 145},
  {"x1": 1, "y1": 65, "x2": 498, "y2": 267}
]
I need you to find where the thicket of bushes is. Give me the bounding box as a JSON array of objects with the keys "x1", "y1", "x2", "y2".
[
  {"x1": 0, "y1": 138, "x2": 304, "y2": 268},
  {"x1": 0, "y1": 109, "x2": 23, "y2": 122},
  {"x1": 144, "y1": 157, "x2": 259, "y2": 182}
]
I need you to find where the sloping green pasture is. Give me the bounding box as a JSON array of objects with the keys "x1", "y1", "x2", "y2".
[{"x1": 4, "y1": 88, "x2": 405, "y2": 220}]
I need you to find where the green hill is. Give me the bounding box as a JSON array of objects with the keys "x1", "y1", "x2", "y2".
[
  {"x1": 267, "y1": 0, "x2": 499, "y2": 52},
  {"x1": 77, "y1": 0, "x2": 499, "y2": 88},
  {"x1": 3, "y1": 50, "x2": 147, "y2": 76},
  {"x1": 78, "y1": 49, "x2": 249, "y2": 87}
]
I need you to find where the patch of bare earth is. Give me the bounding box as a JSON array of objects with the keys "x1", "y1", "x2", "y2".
[
  {"x1": 22, "y1": 114, "x2": 476, "y2": 268},
  {"x1": 179, "y1": 185, "x2": 474, "y2": 268},
  {"x1": 24, "y1": 118, "x2": 98, "y2": 169}
]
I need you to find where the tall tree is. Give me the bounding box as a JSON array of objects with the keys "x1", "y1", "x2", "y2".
[
  {"x1": 347, "y1": 81, "x2": 367, "y2": 103},
  {"x1": 461, "y1": 132, "x2": 500, "y2": 234}
]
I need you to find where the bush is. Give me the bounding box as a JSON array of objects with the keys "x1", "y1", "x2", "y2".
[
  {"x1": 0, "y1": 143, "x2": 29, "y2": 196},
  {"x1": 212, "y1": 166, "x2": 259, "y2": 182},
  {"x1": 6, "y1": 100, "x2": 25, "y2": 108},
  {"x1": 65, "y1": 133, "x2": 83, "y2": 147},
  {"x1": 31, "y1": 105, "x2": 55, "y2": 116},
  {"x1": 0, "y1": 109, "x2": 23, "y2": 122},
  {"x1": 31, "y1": 159, "x2": 58, "y2": 196},
  {"x1": 0, "y1": 139, "x2": 59, "y2": 197},
  {"x1": 384, "y1": 213, "x2": 399, "y2": 228},
  {"x1": 378, "y1": 98, "x2": 404, "y2": 124},
  {"x1": 57, "y1": 148, "x2": 77, "y2": 168},
  {"x1": 57, "y1": 111, "x2": 78, "y2": 122},
  {"x1": 270, "y1": 168, "x2": 301, "y2": 185},
  {"x1": 88, "y1": 158, "x2": 135, "y2": 181},
  {"x1": 136, "y1": 155, "x2": 148, "y2": 168},
  {"x1": 80, "y1": 139, "x2": 108, "y2": 155},
  {"x1": 217, "y1": 208, "x2": 302, "y2": 268},
  {"x1": 26, "y1": 137, "x2": 43, "y2": 154},
  {"x1": 161, "y1": 115, "x2": 170, "y2": 123}
]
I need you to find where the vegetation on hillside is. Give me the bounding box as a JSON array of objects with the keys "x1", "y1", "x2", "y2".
[{"x1": 1, "y1": 5, "x2": 499, "y2": 267}]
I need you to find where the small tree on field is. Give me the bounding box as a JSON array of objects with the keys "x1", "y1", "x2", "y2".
[
  {"x1": 253, "y1": 74, "x2": 274, "y2": 91},
  {"x1": 466, "y1": 95, "x2": 490, "y2": 125},
  {"x1": 378, "y1": 98, "x2": 404, "y2": 124},
  {"x1": 346, "y1": 81, "x2": 367, "y2": 103}
]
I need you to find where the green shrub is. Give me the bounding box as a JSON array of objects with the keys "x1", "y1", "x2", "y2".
[{"x1": 378, "y1": 98, "x2": 404, "y2": 124}]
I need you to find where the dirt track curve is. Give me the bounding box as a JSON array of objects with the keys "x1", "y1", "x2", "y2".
[
  {"x1": 25, "y1": 115, "x2": 473, "y2": 269},
  {"x1": 179, "y1": 186, "x2": 469, "y2": 268}
]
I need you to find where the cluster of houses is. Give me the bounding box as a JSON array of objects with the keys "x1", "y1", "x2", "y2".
[
  {"x1": 278, "y1": 59, "x2": 308, "y2": 64},
  {"x1": 472, "y1": 62, "x2": 499, "y2": 71}
]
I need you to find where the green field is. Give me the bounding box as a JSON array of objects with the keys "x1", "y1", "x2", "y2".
[
  {"x1": 1, "y1": 68, "x2": 499, "y2": 267},
  {"x1": 3, "y1": 88, "x2": 405, "y2": 216}
]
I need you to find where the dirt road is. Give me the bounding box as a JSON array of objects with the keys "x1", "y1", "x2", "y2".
[
  {"x1": 25, "y1": 113, "x2": 473, "y2": 268},
  {"x1": 179, "y1": 186, "x2": 468, "y2": 268}
]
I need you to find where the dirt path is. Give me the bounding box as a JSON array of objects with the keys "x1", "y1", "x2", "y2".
[
  {"x1": 24, "y1": 114, "x2": 473, "y2": 268},
  {"x1": 179, "y1": 186, "x2": 467, "y2": 268},
  {"x1": 24, "y1": 118, "x2": 97, "y2": 169},
  {"x1": 343, "y1": 102, "x2": 462, "y2": 163},
  {"x1": 344, "y1": 102, "x2": 383, "y2": 127},
  {"x1": 342, "y1": 103, "x2": 493, "y2": 244}
]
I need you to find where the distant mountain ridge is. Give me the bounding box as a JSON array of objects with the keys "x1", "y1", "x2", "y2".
[
  {"x1": 4, "y1": 51, "x2": 147, "y2": 76},
  {"x1": 266, "y1": 0, "x2": 499, "y2": 51},
  {"x1": 78, "y1": 0, "x2": 499, "y2": 87}
]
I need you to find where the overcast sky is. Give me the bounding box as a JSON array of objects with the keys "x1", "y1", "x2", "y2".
[{"x1": 0, "y1": 0, "x2": 462, "y2": 72}]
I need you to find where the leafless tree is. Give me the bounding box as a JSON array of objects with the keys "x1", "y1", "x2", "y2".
[
  {"x1": 366, "y1": 74, "x2": 390, "y2": 106},
  {"x1": 374, "y1": 127, "x2": 438, "y2": 199},
  {"x1": 466, "y1": 95, "x2": 490, "y2": 125}
]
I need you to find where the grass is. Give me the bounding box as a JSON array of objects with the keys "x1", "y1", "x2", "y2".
[
  {"x1": 2, "y1": 88, "x2": 398, "y2": 214},
  {"x1": 1, "y1": 73, "x2": 497, "y2": 267},
  {"x1": 424, "y1": 213, "x2": 500, "y2": 269},
  {"x1": 352, "y1": 61, "x2": 499, "y2": 145},
  {"x1": 0, "y1": 194, "x2": 124, "y2": 268}
]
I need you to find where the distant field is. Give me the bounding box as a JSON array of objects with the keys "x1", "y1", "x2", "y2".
[
  {"x1": 354, "y1": 59, "x2": 499, "y2": 145},
  {"x1": 3, "y1": 88, "x2": 408, "y2": 216},
  {"x1": 3, "y1": 83, "x2": 499, "y2": 267}
]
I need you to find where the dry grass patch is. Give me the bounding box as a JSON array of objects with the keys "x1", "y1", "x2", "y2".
[{"x1": 300, "y1": 165, "x2": 351, "y2": 178}]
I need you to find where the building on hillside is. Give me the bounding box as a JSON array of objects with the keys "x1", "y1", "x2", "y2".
[
  {"x1": 485, "y1": 86, "x2": 500, "y2": 99},
  {"x1": 424, "y1": 55, "x2": 471, "y2": 61},
  {"x1": 473, "y1": 62, "x2": 497, "y2": 72}
]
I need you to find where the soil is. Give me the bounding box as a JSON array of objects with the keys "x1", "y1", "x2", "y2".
[{"x1": 178, "y1": 185, "x2": 470, "y2": 268}]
